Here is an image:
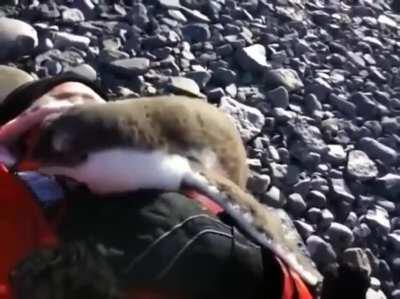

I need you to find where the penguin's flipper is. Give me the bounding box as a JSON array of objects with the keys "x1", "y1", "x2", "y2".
[{"x1": 181, "y1": 171, "x2": 323, "y2": 288}]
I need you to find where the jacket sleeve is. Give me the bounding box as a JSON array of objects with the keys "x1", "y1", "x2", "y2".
[{"x1": 0, "y1": 163, "x2": 58, "y2": 299}]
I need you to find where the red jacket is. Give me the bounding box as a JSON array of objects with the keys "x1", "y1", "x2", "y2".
[
  {"x1": 0, "y1": 164, "x2": 313, "y2": 299},
  {"x1": 0, "y1": 163, "x2": 58, "y2": 299}
]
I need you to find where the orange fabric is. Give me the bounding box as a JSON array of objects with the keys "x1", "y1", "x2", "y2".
[
  {"x1": 183, "y1": 189, "x2": 224, "y2": 216},
  {"x1": 276, "y1": 257, "x2": 314, "y2": 299},
  {"x1": 0, "y1": 164, "x2": 59, "y2": 299}
]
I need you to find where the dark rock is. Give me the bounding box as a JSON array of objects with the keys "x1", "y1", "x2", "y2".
[
  {"x1": 182, "y1": 23, "x2": 210, "y2": 43},
  {"x1": 329, "y1": 93, "x2": 357, "y2": 117},
  {"x1": 211, "y1": 67, "x2": 237, "y2": 86},
  {"x1": 349, "y1": 92, "x2": 379, "y2": 119},
  {"x1": 327, "y1": 222, "x2": 355, "y2": 250},
  {"x1": 342, "y1": 247, "x2": 372, "y2": 277},
  {"x1": 330, "y1": 177, "x2": 356, "y2": 203},
  {"x1": 108, "y1": 57, "x2": 150, "y2": 76},
  {"x1": 374, "y1": 174, "x2": 400, "y2": 201},
  {"x1": 306, "y1": 78, "x2": 333, "y2": 102},
  {"x1": 294, "y1": 220, "x2": 315, "y2": 240},
  {"x1": 306, "y1": 235, "x2": 337, "y2": 267},
  {"x1": 358, "y1": 137, "x2": 398, "y2": 165},
  {"x1": 287, "y1": 193, "x2": 307, "y2": 217},
  {"x1": 307, "y1": 190, "x2": 327, "y2": 209},
  {"x1": 185, "y1": 70, "x2": 211, "y2": 88},
  {"x1": 267, "y1": 86, "x2": 289, "y2": 109}
]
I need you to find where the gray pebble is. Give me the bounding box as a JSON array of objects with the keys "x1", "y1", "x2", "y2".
[
  {"x1": 327, "y1": 222, "x2": 355, "y2": 250},
  {"x1": 267, "y1": 86, "x2": 289, "y2": 109},
  {"x1": 359, "y1": 137, "x2": 397, "y2": 165},
  {"x1": 287, "y1": 193, "x2": 307, "y2": 217},
  {"x1": 306, "y1": 235, "x2": 337, "y2": 267}
]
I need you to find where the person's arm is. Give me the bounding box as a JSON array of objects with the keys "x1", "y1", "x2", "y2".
[{"x1": 0, "y1": 163, "x2": 59, "y2": 299}]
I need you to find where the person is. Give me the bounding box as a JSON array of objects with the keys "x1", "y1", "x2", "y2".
[
  {"x1": 0, "y1": 69, "x2": 108, "y2": 299},
  {"x1": 0, "y1": 69, "x2": 369, "y2": 299}
]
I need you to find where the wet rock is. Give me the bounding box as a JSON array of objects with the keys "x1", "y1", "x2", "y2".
[
  {"x1": 359, "y1": 137, "x2": 398, "y2": 165},
  {"x1": 0, "y1": 18, "x2": 38, "y2": 61},
  {"x1": 235, "y1": 44, "x2": 270, "y2": 73},
  {"x1": 347, "y1": 150, "x2": 378, "y2": 181}
]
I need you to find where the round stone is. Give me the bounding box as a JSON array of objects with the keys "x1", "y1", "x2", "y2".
[
  {"x1": 327, "y1": 222, "x2": 355, "y2": 250},
  {"x1": 0, "y1": 65, "x2": 33, "y2": 103},
  {"x1": 0, "y1": 18, "x2": 38, "y2": 61}
]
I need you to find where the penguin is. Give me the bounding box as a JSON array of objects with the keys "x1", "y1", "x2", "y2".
[{"x1": 2, "y1": 95, "x2": 323, "y2": 287}]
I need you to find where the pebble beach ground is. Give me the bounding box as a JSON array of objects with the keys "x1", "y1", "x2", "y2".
[{"x1": 1, "y1": 0, "x2": 400, "y2": 298}]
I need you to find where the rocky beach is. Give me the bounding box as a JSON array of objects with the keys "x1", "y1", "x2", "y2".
[{"x1": 1, "y1": 0, "x2": 400, "y2": 298}]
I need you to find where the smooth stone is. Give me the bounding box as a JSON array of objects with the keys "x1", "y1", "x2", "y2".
[
  {"x1": 247, "y1": 172, "x2": 271, "y2": 194},
  {"x1": 287, "y1": 193, "x2": 307, "y2": 217},
  {"x1": 306, "y1": 235, "x2": 337, "y2": 266},
  {"x1": 347, "y1": 150, "x2": 378, "y2": 181},
  {"x1": 65, "y1": 63, "x2": 97, "y2": 82},
  {"x1": 168, "y1": 76, "x2": 204, "y2": 98},
  {"x1": 0, "y1": 18, "x2": 38, "y2": 61},
  {"x1": 330, "y1": 177, "x2": 355, "y2": 203},
  {"x1": 294, "y1": 220, "x2": 315, "y2": 240},
  {"x1": 53, "y1": 32, "x2": 91, "y2": 50},
  {"x1": 0, "y1": 65, "x2": 33, "y2": 103},
  {"x1": 108, "y1": 57, "x2": 150, "y2": 76},
  {"x1": 267, "y1": 86, "x2": 289, "y2": 109},
  {"x1": 307, "y1": 190, "x2": 327, "y2": 209},
  {"x1": 327, "y1": 222, "x2": 355, "y2": 250},
  {"x1": 359, "y1": 137, "x2": 398, "y2": 165}
]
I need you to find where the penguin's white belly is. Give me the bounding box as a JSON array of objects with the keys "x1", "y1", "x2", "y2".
[{"x1": 39, "y1": 148, "x2": 193, "y2": 194}]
